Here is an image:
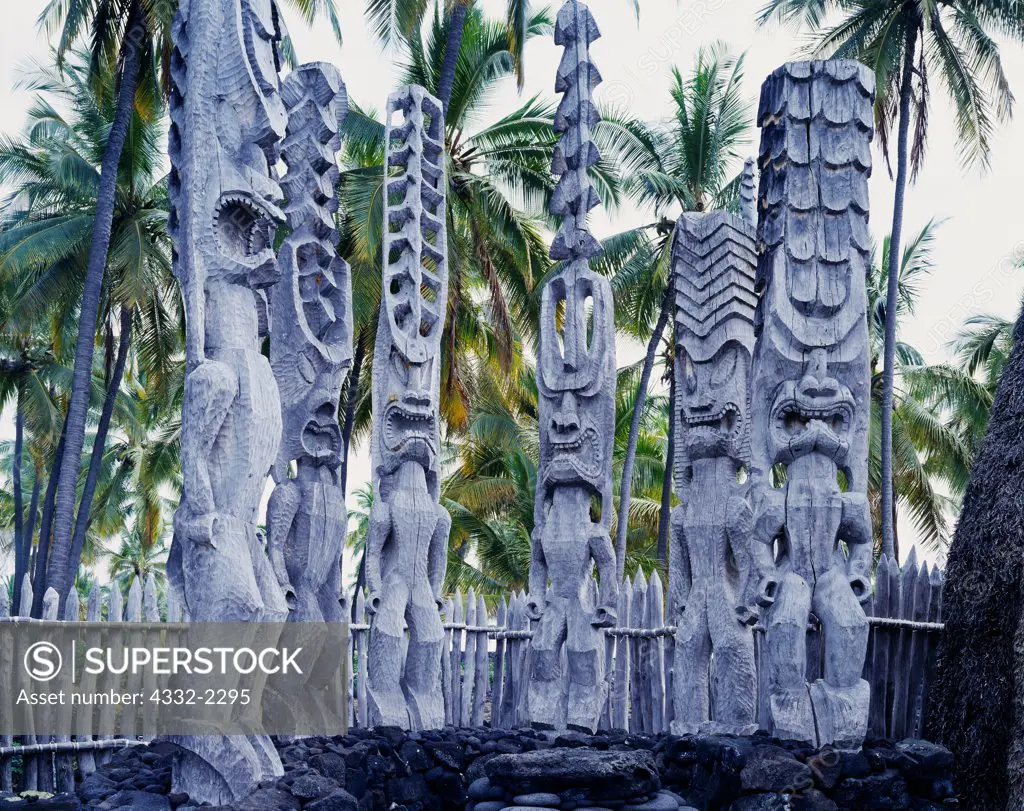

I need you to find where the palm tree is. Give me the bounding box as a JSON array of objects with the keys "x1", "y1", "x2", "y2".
[
  {"x1": 603, "y1": 43, "x2": 751, "y2": 579},
  {"x1": 757, "y1": 0, "x2": 1024, "y2": 560},
  {"x1": 367, "y1": 0, "x2": 536, "y2": 114},
  {"x1": 35, "y1": 0, "x2": 344, "y2": 615},
  {"x1": 0, "y1": 53, "x2": 179, "y2": 611}
]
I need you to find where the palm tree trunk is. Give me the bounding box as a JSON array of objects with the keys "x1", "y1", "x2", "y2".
[
  {"x1": 615, "y1": 284, "x2": 672, "y2": 581},
  {"x1": 32, "y1": 423, "x2": 67, "y2": 616},
  {"x1": 14, "y1": 471, "x2": 41, "y2": 615},
  {"x1": 45, "y1": 0, "x2": 144, "y2": 598},
  {"x1": 657, "y1": 372, "x2": 675, "y2": 567},
  {"x1": 437, "y1": 0, "x2": 470, "y2": 115},
  {"x1": 12, "y1": 394, "x2": 25, "y2": 612},
  {"x1": 340, "y1": 329, "x2": 366, "y2": 498},
  {"x1": 57, "y1": 306, "x2": 133, "y2": 607},
  {"x1": 880, "y1": 23, "x2": 918, "y2": 561}
]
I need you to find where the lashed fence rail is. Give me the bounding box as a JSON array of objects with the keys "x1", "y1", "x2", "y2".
[{"x1": 1, "y1": 552, "x2": 942, "y2": 792}]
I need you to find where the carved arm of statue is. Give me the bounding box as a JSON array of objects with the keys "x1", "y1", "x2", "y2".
[
  {"x1": 750, "y1": 486, "x2": 785, "y2": 611},
  {"x1": 589, "y1": 523, "x2": 618, "y2": 627},
  {"x1": 840, "y1": 491, "x2": 873, "y2": 604},
  {"x1": 668, "y1": 504, "x2": 690, "y2": 622},
  {"x1": 526, "y1": 520, "x2": 549, "y2": 621},
  {"x1": 727, "y1": 494, "x2": 759, "y2": 626},
  {"x1": 365, "y1": 490, "x2": 391, "y2": 615},
  {"x1": 265, "y1": 480, "x2": 299, "y2": 604},
  {"x1": 177, "y1": 362, "x2": 237, "y2": 539},
  {"x1": 429, "y1": 504, "x2": 451, "y2": 609}
]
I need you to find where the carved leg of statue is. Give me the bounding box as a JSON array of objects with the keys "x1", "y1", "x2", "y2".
[
  {"x1": 566, "y1": 595, "x2": 605, "y2": 733},
  {"x1": 529, "y1": 596, "x2": 569, "y2": 730},
  {"x1": 709, "y1": 600, "x2": 757, "y2": 735},
  {"x1": 809, "y1": 566, "x2": 870, "y2": 748},
  {"x1": 403, "y1": 580, "x2": 445, "y2": 730},
  {"x1": 671, "y1": 596, "x2": 710, "y2": 735},
  {"x1": 765, "y1": 572, "x2": 816, "y2": 743},
  {"x1": 367, "y1": 577, "x2": 410, "y2": 728}
]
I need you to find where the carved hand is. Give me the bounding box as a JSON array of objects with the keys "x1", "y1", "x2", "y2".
[
  {"x1": 735, "y1": 604, "x2": 759, "y2": 627},
  {"x1": 525, "y1": 595, "x2": 544, "y2": 621},
  {"x1": 366, "y1": 591, "x2": 382, "y2": 616},
  {"x1": 755, "y1": 575, "x2": 780, "y2": 608},
  {"x1": 175, "y1": 512, "x2": 219, "y2": 547},
  {"x1": 592, "y1": 605, "x2": 617, "y2": 628},
  {"x1": 848, "y1": 574, "x2": 871, "y2": 605}
]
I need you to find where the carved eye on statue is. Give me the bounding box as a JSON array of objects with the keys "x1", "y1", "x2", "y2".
[
  {"x1": 683, "y1": 352, "x2": 697, "y2": 394},
  {"x1": 711, "y1": 345, "x2": 738, "y2": 387},
  {"x1": 390, "y1": 350, "x2": 410, "y2": 386}
]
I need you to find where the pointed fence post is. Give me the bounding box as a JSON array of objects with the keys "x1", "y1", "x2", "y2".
[
  {"x1": 630, "y1": 568, "x2": 647, "y2": 733},
  {"x1": 98, "y1": 586, "x2": 123, "y2": 765},
  {"x1": 462, "y1": 590, "x2": 477, "y2": 726},
  {"x1": 891, "y1": 549, "x2": 920, "y2": 739},
  {"x1": 499, "y1": 596, "x2": 519, "y2": 729},
  {"x1": 906, "y1": 562, "x2": 934, "y2": 737},
  {"x1": 492, "y1": 597, "x2": 507, "y2": 727},
  {"x1": 647, "y1": 571, "x2": 665, "y2": 734},
  {"x1": 918, "y1": 566, "x2": 944, "y2": 734},
  {"x1": 516, "y1": 590, "x2": 532, "y2": 727},
  {"x1": 77, "y1": 584, "x2": 104, "y2": 777},
  {"x1": 36, "y1": 588, "x2": 61, "y2": 793},
  {"x1": 17, "y1": 575, "x2": 37, "y2": 790},
  {"x1": 472, "y1": 593, "x2": 488, "y2": 727},
  {"x1": 868, "y1": 556, "x2": 892, "y2": 736},
  {"x1": 612, "y1": 576, "x2": 631, "y2": 730},
  {"x1": 441, "y1": 596, "x2": 454, "y2": 726},
  {"x1": 55, "y1": 589, "x2": 80, "y2": 793},
  {"x1": 140, "y1": 575, "x2": 160, "y2": 738},
  {"x1": 450, "y1": 591, "x2": 464, "y2": 726},
  {"x1": 356, "y1": 590, "x2": 368, "y2": 729}
]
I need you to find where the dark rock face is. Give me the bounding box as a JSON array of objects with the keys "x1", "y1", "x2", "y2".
[
  {"x1": 74, "y1": 728, "x2": 955, "y2": 811},
  {"x1": 485, "y1": 748, "x2": 659, "y2": 801}
]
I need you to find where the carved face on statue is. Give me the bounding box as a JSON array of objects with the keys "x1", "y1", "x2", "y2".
[
  {"x1": 768, "y1": 352, "x2": 855, "y2": 467},
  {"x1": 543, "y1": 390, "x2": 603, "y2": 488},
  {"x1": 677, "y1": 341, "x2": 751, "y2": 463},
  {"x1": 538, "y1": 265, "x2": 614, "y2": 497},
  {"x1": 380, "y1": 349, "x2": 439, "y2": 471}
]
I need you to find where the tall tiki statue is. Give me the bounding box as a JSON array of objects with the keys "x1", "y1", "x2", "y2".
[
  {"x1": 365, "y1": 85, "x2": 450, "y2": 730},
  {"x1": 268, "y1": 63, "x2": 353, "y2": 624},
  {"x1": 669, "y1": 163, "x2": 759, "y2": 735},
  {"x1": 167, "y1": 0, "x2": 289, "y2": 800},
  {"x1": 526, "y1": 0, "x2": 618, "y2": 734},
  {"x1": 751, "y1": 61, "x2": 875, "y2": 748}
]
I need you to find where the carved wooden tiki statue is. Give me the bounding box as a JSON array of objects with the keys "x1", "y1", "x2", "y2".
[
  {"x1": 751, "y1": 60, "x2": 876, "y2": 748},
  {"x1": 166, "y1": 0, "x2": 290, "y2": 801},
  {"x1": 365, "y1": 86, "x2": 451, "y2": 731},
  {"x1": 669, "y1": 167, "x2": 759, "y2": 735},
  {"x1": 526, "y1": 0, "x2": 618, "y2": 735}
]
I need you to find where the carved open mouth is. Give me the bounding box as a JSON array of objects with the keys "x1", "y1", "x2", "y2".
[
  {"x1": 547, "y1": 426, "x2": 602, "y2": 482},
  {"x1": 773, "y1": 399, "x2": 852, "y2": 437},
  {"x1": 215, "y1": 193, "x2": 277, "y2": 261},
  {"x1": 383, "y1": 401, "x2": 437, "y2": 452},
  {"x1": 683, "y1": 403, "x2": 742, "y2": 436},
  {"x1": 301, "y1": 420, "x2": 342, "y2": 462}
]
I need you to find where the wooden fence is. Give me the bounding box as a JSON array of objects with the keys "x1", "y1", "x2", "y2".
[{"x1": 1, "y1": 551, "x2": 943, "y2": 792}]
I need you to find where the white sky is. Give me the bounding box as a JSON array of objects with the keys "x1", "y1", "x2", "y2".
[{"x1": 3, "y1": 0, "x2": 1024, "y2": 573}]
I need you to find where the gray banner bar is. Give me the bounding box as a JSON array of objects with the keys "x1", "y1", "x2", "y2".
[{"x1": 1, "y1": 622, "x2": 349, "y2": 735}]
